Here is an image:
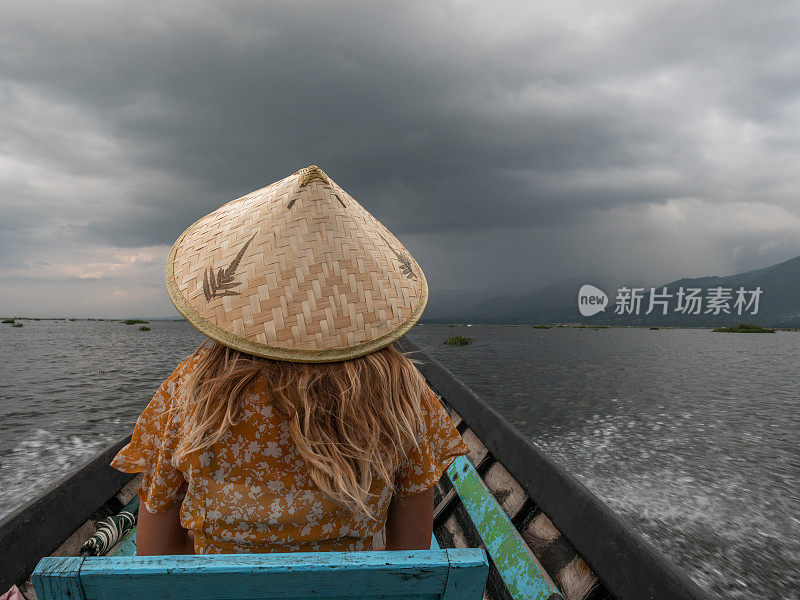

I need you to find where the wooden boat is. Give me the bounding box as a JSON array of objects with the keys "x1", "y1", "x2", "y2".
[{"x1": 0, "y1": 339, "x2": 711, "y2": 600}]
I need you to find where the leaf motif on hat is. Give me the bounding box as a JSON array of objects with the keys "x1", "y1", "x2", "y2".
[
  {"x1": 202, "y1": 234, "x2": 256, "y2": 301},
  {"x1": 379, "y1": 235, "x2": 417, "y2": 280}
]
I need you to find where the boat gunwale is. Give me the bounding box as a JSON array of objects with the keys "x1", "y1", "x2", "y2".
[
  {"x1": 397, "y1": 337, "x2": 714, "y2": 600},
  {"x1": 0, "y1": 436, "x2": 135, "y2": 590}
]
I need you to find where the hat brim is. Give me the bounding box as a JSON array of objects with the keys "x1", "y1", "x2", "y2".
[{"x1": 165, "y1": 217, "x2": 429, "y2": 363}]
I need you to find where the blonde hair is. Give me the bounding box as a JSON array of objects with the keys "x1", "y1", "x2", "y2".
[{"x1": 174, "y1": 340, "x2": 427, "y2": 519}]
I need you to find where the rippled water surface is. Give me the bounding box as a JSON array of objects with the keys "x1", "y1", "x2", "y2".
[
  {"x1": 0, "y1": 320, "x2": 205, "y2": 520},
  {"x1": 409, "y1": 324, "x2": 800, "y2": 600},
  {"x1": 1, "y1": 320, "x2": 797, "y2": 598}
]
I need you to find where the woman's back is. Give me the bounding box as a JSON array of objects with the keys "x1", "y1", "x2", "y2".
[{"x1": 112, "y1": 345, "x2": 468, "y2": 554}]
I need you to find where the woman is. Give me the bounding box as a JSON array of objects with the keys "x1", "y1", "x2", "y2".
[{"x1": 111, "y1": 165, "x2": 468, "y2": 555}]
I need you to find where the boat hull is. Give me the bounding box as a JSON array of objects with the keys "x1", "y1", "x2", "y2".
[{"x1": 1, "y1": 339, "x2": 711, "y2": 600}]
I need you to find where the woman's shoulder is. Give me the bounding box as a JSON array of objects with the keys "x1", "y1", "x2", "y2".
[
  {"x1": 419, "y1": 384, "x2": 444, "y2": 415},
  {"x1": 417, "y1": 385, "x2": 461, "y2": 437},
  {"x1": 170, "y1": 344, "x2": 211, "y2": 381},
  {"x1": 147, "y1": 344, "x2": 210, "y2": 408}
]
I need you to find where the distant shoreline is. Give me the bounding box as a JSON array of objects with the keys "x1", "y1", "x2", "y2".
[
  {"x1": 3, "y1": 317, "x2": 797, "y2": 332},
  {"x1": 419, "y1": 322, "x2": 800, "y2": 331},
  {"x1": 0, "y1": 316, "x2": 185, "y2": 322}
]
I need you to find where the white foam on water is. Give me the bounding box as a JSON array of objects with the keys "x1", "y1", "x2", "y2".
[
  {"x1": 535, "y1": 411, "x2": 800, "y2": 600},
  {"x1": 0, "y1": 428, "x2": 117, "y2": 520}
]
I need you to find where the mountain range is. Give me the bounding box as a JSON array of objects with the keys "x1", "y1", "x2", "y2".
[{"x1": 421, "y1": 254, "x2": 800, "y2": 327}]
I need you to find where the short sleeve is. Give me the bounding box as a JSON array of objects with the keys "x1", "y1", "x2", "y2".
[
  {"x1": 110, "y1": 356, "x2": 193, "y2": 513},
  {"x1": 393, "y1": 386, "x2": 469, "y2": 497}
]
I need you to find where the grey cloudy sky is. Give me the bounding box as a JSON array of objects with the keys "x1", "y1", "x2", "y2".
[{"x1": 2, "y1": 1, "x2": 800, "y2": 317}]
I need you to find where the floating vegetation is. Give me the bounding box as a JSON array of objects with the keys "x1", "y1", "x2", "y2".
[
  {"x1": 11, "y1": 322, "x2": 23, "y2": 328},
  {"x1": 4, "y1": 317, "x2": 73, "y2": 323},
  {"x1": 444, "y1": 336, "x2": 473, "y2": 346},
  {"x1": 139, "y1": 326, "x2": 151, "y2": 331},
  {"x1": 712, "y1": 323, "x2": 775, "y2": 333},
  {"x1": 123, "y1": 319, "x2": 149, "y2": 325},
  {"x1": 531, "y1": 325, "x2": 550, "y2": 329}
]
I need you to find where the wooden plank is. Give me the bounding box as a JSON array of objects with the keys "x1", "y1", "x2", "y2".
[
  {"x1": 32, "y1": 556, "x2": 86, "y2": 600},
  {"x1": 520, "y1": 514, "x2": 599, "y2": 600},
  {"x1": 447, "y1": 456, "x2": 563, "y2": 600},
  {"x1": 78, "y1": 551, "x2": 452, "y2": 599},
  {"x1": 442, "y1": 548, "x2": 490, "y2": 600},
  {"x1": 397, "y1": 337, "x2": 712, "y2": 600},
  {"x1": 461, "y1": 429, "x2": 490, "y2": 468},
  {"x1": 50, "y1": 520, "x2": 97, "y2": 558},
  {"x1": 441, "y1": 403, "x2": 463, "y2": 429},
  {"x1": 114, "y1": 475, "x2": 144, "y2": 505},
  {"x1": 442, "y1": 513, "x2": 470, "y2": 548},
  {"x1": 553, "y1": 556, "x2": 599, "y2": 600},
  {"x1": 34, "y1": 548, "x2": 487, "y2": 600},
  {"x1": 482, "y1": 462, "x2": 528, "y2": 521},
  {"x1": 433, "y1": 488, "x2": 458, "y2": 524}
]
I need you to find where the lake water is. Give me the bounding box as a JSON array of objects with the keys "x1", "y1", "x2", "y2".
[{"x1": 1, "y1": 320, "x2": 797, "y2": 598}]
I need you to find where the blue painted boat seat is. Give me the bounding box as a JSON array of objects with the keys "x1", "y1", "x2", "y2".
[{"x1": 33, "y1": 545, "x2": 488, "y2": 600}]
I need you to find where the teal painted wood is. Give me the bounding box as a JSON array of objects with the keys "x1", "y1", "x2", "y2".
[
  {"x1": 57, "y1": 549, "x2": 487, "y2": 600},
  {"x1": 32, "y1": 556, "x2": 86, "y2": 600},
  {"x1": 442, "y1": 549, "x2": 490, "y2": 600},
  {"x1": 107, "y1": 526, "x2": 137, "y2": 557},
  {"x1": 431, "y1": 532, "x2": 441, "y2": 550},
  {"x1": 33, "y1": 541, "x2": 486, "y2": 599},
  {"x1": 78, "y1": 551, "x2": 448, "y2": 599},
  {"x1": 447, "y1": 455, "x2": 563, "y2": 600}
]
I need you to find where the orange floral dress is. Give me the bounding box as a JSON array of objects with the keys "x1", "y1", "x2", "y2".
[{"x1": 110, "y1": 351, "x2": 469, "y2": 554}]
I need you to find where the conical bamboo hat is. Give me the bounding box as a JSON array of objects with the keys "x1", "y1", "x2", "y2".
[{"x1": 166, "y1": 166, "x2": 428, "y2": 362}]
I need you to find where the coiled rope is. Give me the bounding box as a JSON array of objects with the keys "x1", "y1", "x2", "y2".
[{"x1": 80, "y1": 496, "x2": 140, "y2": 556}]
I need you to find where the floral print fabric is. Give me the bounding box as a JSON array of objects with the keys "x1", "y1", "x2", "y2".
[{"x1": 110, "y1": 351, "x2": 469, "y2": 554}]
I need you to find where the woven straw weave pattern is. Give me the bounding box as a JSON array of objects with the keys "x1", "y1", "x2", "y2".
[{"x1": 170, "y1": 169, "x2": 424, "y2": 352}]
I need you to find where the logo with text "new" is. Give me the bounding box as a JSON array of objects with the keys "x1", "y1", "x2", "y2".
[{"x1": 578, "y1": 284, "x2": 608, "y2": 317}]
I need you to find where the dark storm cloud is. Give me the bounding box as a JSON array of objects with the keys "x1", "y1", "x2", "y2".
[{"x1": 2, "y1": 1, "x2": 800, "y2": 315}]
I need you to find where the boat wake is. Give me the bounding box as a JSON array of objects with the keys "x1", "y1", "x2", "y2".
[
  {"x1": 0, "y1": 428, "x2": 119, "y2": 521},
  {"x1": 534, "y1": 411, "x2": 800, "y2": 600}
]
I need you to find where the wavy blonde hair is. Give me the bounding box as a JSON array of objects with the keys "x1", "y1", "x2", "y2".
[{"x1": 173, "y1": 340, "x2": 427, "y2": 519}]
